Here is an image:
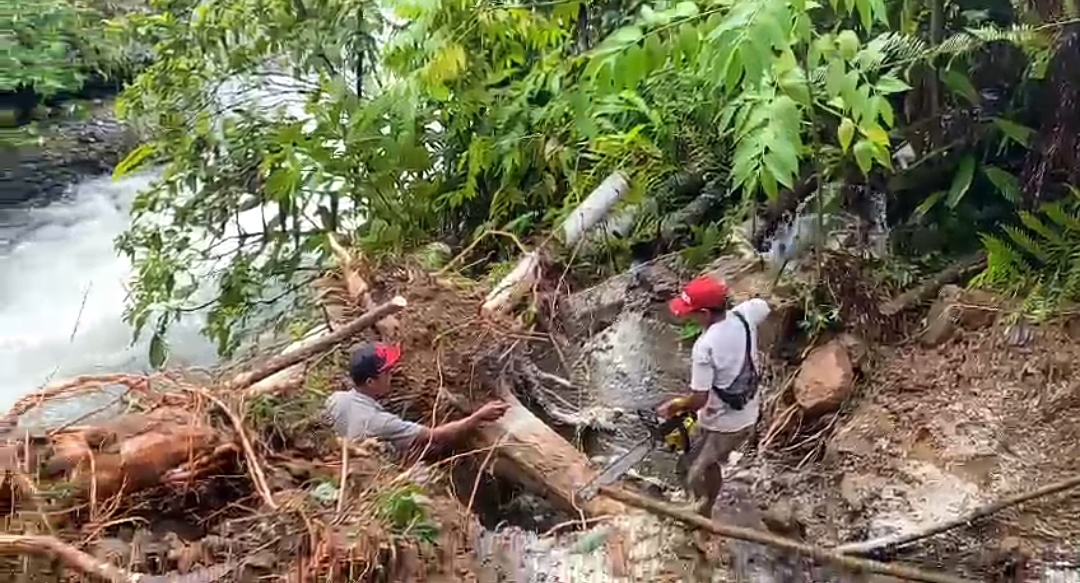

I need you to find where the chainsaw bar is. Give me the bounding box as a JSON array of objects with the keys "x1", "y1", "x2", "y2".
[
  {"x1": 576, "y1": 438, "x2": 656, "y2": 501},
  {"x1": 576, "y1": 408, "x2": 697, "y2": 502}
]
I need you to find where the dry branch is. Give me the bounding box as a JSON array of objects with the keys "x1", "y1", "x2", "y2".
[
  {"x1": 225, "y1": 295, "x2": 407, "y2": 392},
  {"x1": 3, "y1": 374, "x2": 151, "y2": 427},
  {"x1": 598, "y1": 486, "x2": 975, "y2": 583},
  {"x1": 0, "y1": 534, "x2": 233, "y2": 583},
  {"x1": 182, "y1": 388, "x2": 278, "y2": 510},
  {"x1": 836, "y1": 472, "x2": 1080, "y2": 556}
]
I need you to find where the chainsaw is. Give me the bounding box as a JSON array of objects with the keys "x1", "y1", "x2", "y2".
[{"x1": 576, "y1": 399, "x2": 697, "y2": 501}]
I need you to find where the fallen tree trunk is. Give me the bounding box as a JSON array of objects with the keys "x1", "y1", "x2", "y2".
[
  {"x1": 879, "y1": 253, "x2": 987, "y2": 316},
  {"x1": 38, "y1": 407, "x2": 221, "y2": 503},
  {"x1": 482, "y1": 171, "x2": 631, "y2": 317},
  {"x1": 0, "y1": 298, "x2": 408, "y2": 508},
  {"x1": 599, "y1": 486, "x2": 975, "y2": 583},
  {"x1": 441, "y1": 385, "x2": 626, "y2": 519},
  {"x1": 245, "y1": 325, "x2": 331, "y2": 397}
]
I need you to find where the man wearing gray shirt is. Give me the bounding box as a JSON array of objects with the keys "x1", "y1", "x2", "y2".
[
  {"x1": 656, "y1": 275, "x2": 770, "y2": 518},
  {"x1": 326, "y1": 342, "x2": 509, "y2": 457}
]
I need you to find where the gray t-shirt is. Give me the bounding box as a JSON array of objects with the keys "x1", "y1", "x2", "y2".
[{"x1": 324, "y1": 390, "x2": 424, "y2": 451}]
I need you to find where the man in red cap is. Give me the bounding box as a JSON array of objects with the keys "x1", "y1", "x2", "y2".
[
  {"x1": 325, "y1": 342, "x2": 509, "y2": 457},
  {"x1": 656, "y1": 275, "x2": 771, "y2": 518}
]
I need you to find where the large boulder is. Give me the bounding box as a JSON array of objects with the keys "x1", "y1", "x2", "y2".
[{"x1": 793, "y1": 340, "x2": 855, "y2": 417}]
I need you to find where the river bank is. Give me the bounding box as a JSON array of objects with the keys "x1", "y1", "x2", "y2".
[
  {"x1": 4, "y1": 233, "x2": 1080, "y2": 582},
  {"x1": 0, "y1": 103, "x2": 136, "y2": 207}
]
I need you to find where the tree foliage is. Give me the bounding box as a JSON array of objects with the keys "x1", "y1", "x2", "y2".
[
  {"x1": 1, "y1": 0, "x2": 140, "y2": 96},
  {"x1": 111, "y1": 0, "x2": 1080, "y2": 363}
]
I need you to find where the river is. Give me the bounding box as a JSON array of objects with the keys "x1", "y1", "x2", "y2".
[{"x1": 0, "y1": 172, "x2": 219, "y2": 418}]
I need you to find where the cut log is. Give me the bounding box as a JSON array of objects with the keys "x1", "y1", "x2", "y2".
[
  {"x1": 480, "y1": 251, "x2": 543, "y2": 317},
  {"x1": 443, "y1": 386, "x2": 626, "y2": 519},
  {"x1": 561, "y1": 171, "x2": 631, "y2": 248},
  {"x1": 482, "y1": 171, "x2": 631, "y2": 317},
  {"x1": 225, "y1": 296, "x2": 406, "y2": 392},
  {"x1": 245, "y1": 325, "x2": 331, "y2": 397}
]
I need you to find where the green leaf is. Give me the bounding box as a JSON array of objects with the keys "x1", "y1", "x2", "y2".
[
  {"x1": 874, "y1": 75, "x2": 912, "y2": 95},
  {"x1": 838, "y1": 117, "x2": 856, "y2": 152},
  {"x1": 149, "y1": 332, "x2": 169, "y2": 369},
  {"x1": 941, "y1": 69, "x2": 980, "y2": 103},
  {"x1": 945, "y1": 154, "x2": 977, "y2": 208},
  {"x1": 983, "y1": 166, "x2": 1022, "y2": 204},
  {"x1": 853, "y1": 138, "x2": 875, "y2": 174},
  {"x1": 861, "y1": 123, "x2": 890, "y2": 147},
  {"x1": 597, "y1": 26, "x2": 644, "y2": 54},
  {"x1": 677, "y1": 24, "x2": 699, "y2": 60},
  {"x1": 641, "y1": 5, "x2": 660, "y2": 25},
  {"x1": 836, "y1": 30, "x2": 859, "y2": 60},
  {"x1": 825, "y1": 59, "x2": 846, "y2": 97},
  {"x1": 113, "y1": 143, "x2": 156, "y2": 180},
  {"x1": 992, "y1": 117, "x2": 1034, "y2": 148},
  {"x1": 873, "y1": 95, "x2": 895, "y2": 127},
  {"x1": 915, "y1": 191, "x2": 946, "y2": 216},
  {"x1": 672, "y1": 1, "x2": 700, "y2": 19}
]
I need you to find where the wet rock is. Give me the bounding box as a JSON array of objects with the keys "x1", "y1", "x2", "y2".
[
  {"x1": 793, "y1": 340, "x2": 855, "y2": 417},
  {"x1": 920, "y1": 285, "x2": 1003, "y2": 347},
  {"x1": 0, "y1": 105, "x2": 136, "y2": 207},
  {"x1": 762, "y1": 499, "x2": 806, "y2": 540},
  {"x1": 559, "y1": 255, "x2": 683, "y2": 336},
  {"x1": 826, "y1": 403, "x2": 895, "y2": 461}
]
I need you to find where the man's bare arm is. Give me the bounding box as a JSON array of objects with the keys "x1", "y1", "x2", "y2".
[
  {"x1": 408, "y1": 400, "x2": 510, "y2": 453},
  {"x1": 658, "y1": 392, "x2": 708, "y2": 418}
]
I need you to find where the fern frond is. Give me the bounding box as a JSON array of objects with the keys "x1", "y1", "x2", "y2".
[
  {"x1": 1003, "y1": 225, "x2": 1050, "y2": 262},
  {"x1": 1041, "y1": 201, "x2": 1080, "y2": 234},
  {"x1": 976, "y1": 196, "x2": 1080, "y2": 318},
  {"x1": 1018, "y1": 210, "x2": 1069, "y2": 247}
]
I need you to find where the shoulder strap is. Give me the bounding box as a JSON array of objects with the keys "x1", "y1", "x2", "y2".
[{"x1": 732, "y1": 311, "x2": 754, "y2": 374}]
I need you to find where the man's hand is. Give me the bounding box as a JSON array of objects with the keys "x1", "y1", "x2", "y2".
[
  {"x1": 473, "y1": 400, "x2": 510, "y2": 422},
  {"x1": 656, "y1": 398, "x2": 680, "y2": 419},
  {"x1": 656, "y1": 396, "x2": 692, "y2": 419}
]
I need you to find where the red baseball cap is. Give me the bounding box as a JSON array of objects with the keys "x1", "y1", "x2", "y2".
[
  {"x1": 349, "y1": 342, "x2": 402, "y2": 384},
  {"x1": 669, "y1": 276, "x2": 729, "y2": 317}
]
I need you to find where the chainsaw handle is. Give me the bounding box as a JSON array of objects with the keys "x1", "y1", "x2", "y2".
[{"x1": 675, "y1": 420, "x2": 692, "y2": 453}]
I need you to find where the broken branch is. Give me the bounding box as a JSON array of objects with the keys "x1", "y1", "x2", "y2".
[{"x1": 598, "y1": 486, "x2": 975, "y2": 583}]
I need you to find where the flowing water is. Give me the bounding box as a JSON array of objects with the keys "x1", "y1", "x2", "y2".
[{"x1": 0, "y1": 172, "x2": 219, "y2": 421}]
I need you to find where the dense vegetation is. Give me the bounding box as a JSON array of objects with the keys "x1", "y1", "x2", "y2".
[
  {"x1": 0, "y1": 0, "x2": 144, "y2": 130},
  {"x1": 104, "y1": 0, "x2": 1080, "y2": 361}
]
